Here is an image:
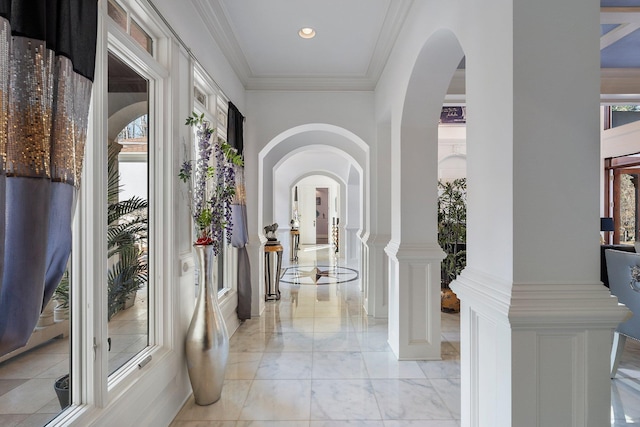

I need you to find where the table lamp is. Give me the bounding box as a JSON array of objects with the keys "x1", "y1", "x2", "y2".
[{"x1": 601, "y1": 217, "x2": 614, "y2": 244}]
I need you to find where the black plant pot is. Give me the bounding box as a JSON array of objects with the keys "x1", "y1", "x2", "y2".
[{"x1": 54, "y1": 374, "x2": 70, "y2": 410}]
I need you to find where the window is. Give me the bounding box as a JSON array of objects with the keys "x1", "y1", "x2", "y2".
[
  {"x1": 107, "y1": 0, "x2": 154, "y2": 55},
  {"x1": 192, "y1": 68, "x2": 234, "y2": 294},
  {"x1": 604, "y1": 105, "x2": 640, "y2": 130},
  {"x1": 107, "y1": 53, "x2": 150, "y2": 374},
  {"x1": 604, "y1": 154, "x2": 640, "y2": 244},
  {"x1": 70, "y1": 0, "x2": 170, "y2": 414}
]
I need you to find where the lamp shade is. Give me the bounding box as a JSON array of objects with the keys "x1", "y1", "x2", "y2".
[{"x1": 601, "y1": 217, "x2": 615, "y2": 232}]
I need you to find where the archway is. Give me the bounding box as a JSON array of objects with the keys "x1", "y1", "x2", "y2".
[
  {"x1": 257, "y1": 125, "x2": 369, "y2": 316},
  {"x1": 386, "y1": 28, "x2": 465, "y2": 360}
]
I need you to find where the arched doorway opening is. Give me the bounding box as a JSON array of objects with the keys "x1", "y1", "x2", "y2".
[
  {"x1": 257, "y1": 125, "x2": 369, "y2": 315},
  {"x1": 386, "y1": 28, "x2": 465, "y2": 360}
]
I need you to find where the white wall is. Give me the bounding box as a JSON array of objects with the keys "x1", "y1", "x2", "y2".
[
  {"x1": 438, "y1": 124, "x2": 467, "y2": 181},
  {"x1": 118, "y1": 161, "x2": 147, "y2": 201}
]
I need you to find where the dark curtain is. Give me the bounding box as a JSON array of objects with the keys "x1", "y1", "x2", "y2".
[
  {"x1": 0, "y1": 0, "x2": 97, "y2": 356},
  {"x1": 228, "y1": 102, "x2": 244, "y2": 156},
  {"x1": 228, "y1": 102, "x2": 251, "y2": 320}
]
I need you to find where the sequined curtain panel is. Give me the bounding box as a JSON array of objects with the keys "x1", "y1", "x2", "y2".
[{"x1": 0, "y1": 1, "x2": 97, "y2": 357}]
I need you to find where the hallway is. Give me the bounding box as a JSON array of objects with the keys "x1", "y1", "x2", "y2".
[
  {"x1": 171, "y1": 245, "x2": 462, "y2": 426},
  {"x1": 168, "y1": 243, "x2": 640, "y2": 426}
]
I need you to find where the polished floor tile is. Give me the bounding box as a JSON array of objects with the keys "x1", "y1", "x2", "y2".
[
  {"x1": 371, "y1": 378, "x2": 453, "y2": 420},
  {"x1": 172, "y1": 249, "x2": 463, "y2": 426},
  {"x1": 225, "y1": 352, "x2": 262, "y2": 380},
  {"x1": 310, "y1": 379, "x2": 381, "y2": 420},
  {"x1": 1, "y1": 246, "x2": 638, "y2": 426},
  {"x1": 361, "y1": 352, "x2": 426, "y2": 379},
  {"x1": 174, "y1": 380, "x2": 252, "y2": 421},
  {"x1": 255, "y1": 352, "x2": 313, "y2": 380},
  {"x1": 238, "y1": 379, "x2": 312, "y2": 421}
]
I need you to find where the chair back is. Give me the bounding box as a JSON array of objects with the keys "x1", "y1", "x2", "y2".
[{"x1": 606, "y1": 249, "x2": 640, "y2": 339}]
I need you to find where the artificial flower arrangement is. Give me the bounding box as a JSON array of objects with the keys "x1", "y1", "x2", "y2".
[{"x1": 179, "y1": 112, "x2": 243, "y2": 253}]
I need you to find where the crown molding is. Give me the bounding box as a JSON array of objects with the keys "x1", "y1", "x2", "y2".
[
  {"x1": 366, "y1": 0, "x2": 414, "y2": 83},
  {"x1": 244, "y1": 75, "x2": 377, "y2": 91},
  {"x1": 192, "y1": 0, "x2": 252, "y2": 83}
]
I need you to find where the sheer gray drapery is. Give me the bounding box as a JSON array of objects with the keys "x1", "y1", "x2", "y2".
[{"x1": 0, "y1": 0, "x2": 97, "y2": 356}]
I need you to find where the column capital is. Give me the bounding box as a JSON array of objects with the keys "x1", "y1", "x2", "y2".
[
  {"x1": 385, "y1": 240, "x2": 446, "y2": 262},
  {"x1": 451, "y1": 267, "x2": 630, "y2": 330}
]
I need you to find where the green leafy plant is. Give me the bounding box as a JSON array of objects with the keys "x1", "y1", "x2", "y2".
[
  {"x1": 107, "y1": 142, "x2": 148, "y2": 321},
  {"x1": 438, "y1": 178, "x2": 467, "y2": 289},
  {"x1": 53, "y1": 269, "x2": 70, "y2": 309}
]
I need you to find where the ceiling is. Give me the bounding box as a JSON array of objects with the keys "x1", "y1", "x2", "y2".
[
  {"x1": 193, "y1": 0, "x2": 640, "y2": 94},
  {"x1": 193, "y1": 0, "x2": 413, "y2": 90}
]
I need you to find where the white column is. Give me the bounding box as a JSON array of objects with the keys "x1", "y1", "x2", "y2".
[
  {"x1": 452, "y1": 0, "x2": 630, "y2": 424},
  {"x1": 363, "y1": 233, "x2": 389, "y2": 318},
  {"x1": 386, "y1": 242, "x2": 444, "y2": 360},
  {"x1": 387, "y1": 117, "x2": 444, "y2": 360}
]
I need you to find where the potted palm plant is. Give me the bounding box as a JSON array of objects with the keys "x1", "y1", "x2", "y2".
[
  {"x1": 438, "y1": 178, "x2": 467, "y2": 312},
  {"x1": 53, "y1": 270, "x2": 70, "y2": 321},
  {"x1": 53, "y1": 143, "x2": 149, "y2": 409},
  {"x1": 106, "y1": 141, "x2": 148, "y2": 320}
]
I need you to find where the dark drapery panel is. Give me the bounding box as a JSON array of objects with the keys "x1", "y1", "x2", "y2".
[
  {"x1": 0, "y1": 0, "x2": 97, "y2": 356},
  {"x1": 228, "y1": 102, "x2": 244, "y2": 156},
  {"x1": 228, "y1": 102, "x2": 251, "y2": 320}
]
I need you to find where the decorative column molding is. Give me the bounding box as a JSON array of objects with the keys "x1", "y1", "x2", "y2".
[
  {"x1": 451, "y1": 268, "x2": 629, "y2": 427},
  {"x1": 247, "y1": 235, "x2": 264, "y2": 317},
  {"x1": 385, "y1": 240, "x2": 445, "y2": 360},
  {"x1": 364, "y1": 233, "x2": 390, "y2": 318},
  {"x1": 345, "y1": 226, "x2": 361, "y2": 263}
]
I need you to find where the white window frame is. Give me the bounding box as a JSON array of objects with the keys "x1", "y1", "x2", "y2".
[
  {"x1": 192, "y1": 65, "x2": 237, "y2": 308},
  {"x1": 62, "y1": 0, "x2": 173, "y2": 419}
]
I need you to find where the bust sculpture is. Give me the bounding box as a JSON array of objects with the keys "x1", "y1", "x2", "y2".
[{"x1": 264, "y1": 223, "x2": 279, "y2": 243}]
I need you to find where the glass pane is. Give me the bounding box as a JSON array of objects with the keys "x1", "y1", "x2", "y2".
[
  {"x1": 0, "y1": 265, "x2": 71, "y2": 422},
  {"x1": 107, "y1": 0, "x2": 127, "y2": 32},
  {"x1": 130, "y1": 19, "x2": 153, "y2": 55},
  {"x1": 194, "y1": 87, "x2": 207, "y2": 106},
  {"x1": 107, "y1": 52, "x2": 149, "y2": 375},
  {"x1": 190, "y1": 114, "x2": 226, "y2": 291},
  {"x1": 620, "y1": 173, "x2": 638, "y2": 244}
]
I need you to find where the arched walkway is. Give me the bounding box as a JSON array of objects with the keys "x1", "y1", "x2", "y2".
[
  {"x1": 385, "y1": 28, "x2": 465, "y2": 360},
  {"x1": 256, "y1": 124, "x2": 371, "y2": 317}
]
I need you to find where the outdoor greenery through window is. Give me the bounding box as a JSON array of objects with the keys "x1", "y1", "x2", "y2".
[
  {"x1": 107, "y1": 51, "x2": 149, "y2": 375},
  {"x1": 619, "y1": 173, "x2": 638, "y2": 244},
  {"x1": 608, "y1": 105, "x2": 640, "y2": 129}
]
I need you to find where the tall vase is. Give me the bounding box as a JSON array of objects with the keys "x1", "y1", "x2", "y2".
[{"x1": 185, "y1": 244, "x2": 229, "y2": 405}]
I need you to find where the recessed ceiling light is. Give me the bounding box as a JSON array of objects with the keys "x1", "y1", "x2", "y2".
[{"x1": 298, "y1": 27, "x2": 316, "y2": 39}]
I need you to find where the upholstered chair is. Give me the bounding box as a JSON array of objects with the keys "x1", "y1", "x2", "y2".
[{"x1": 605, "y1": 249, "x2": 640, "y2": 378}]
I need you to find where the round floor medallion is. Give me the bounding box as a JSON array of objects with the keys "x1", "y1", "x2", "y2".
[{"x1": 280, "y1": 265, "x2": 359, "y2": 285}]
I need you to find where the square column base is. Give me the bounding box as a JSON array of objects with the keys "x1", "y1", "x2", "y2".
[
  {"x1": 385, "y1": 241, "x2": 446, "y2": 360},
  {"x1": 451, "y1": 268, "x2": 629, "y2": 427}
]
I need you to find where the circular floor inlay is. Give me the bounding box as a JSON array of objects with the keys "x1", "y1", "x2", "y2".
[{"x1": 280, "y1": 265, "x2": 359, "y2": 285}]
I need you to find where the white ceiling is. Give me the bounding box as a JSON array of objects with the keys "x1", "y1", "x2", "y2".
[
  {"x1": 187, "y1": 0, "x2": 640, "y2": 96},
  {"x1": 192, "y1": 0, "x2": 414, "y2": 90}
]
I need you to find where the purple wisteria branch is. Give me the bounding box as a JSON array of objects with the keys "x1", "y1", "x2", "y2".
[{"x1": 179, "y1": 112, "x2": 243, "y2": 254}]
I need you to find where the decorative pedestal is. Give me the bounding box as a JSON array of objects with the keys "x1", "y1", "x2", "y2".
[
  {"x1": 290, "y1": 230, "x2": 300, "y2": 262},
  {"x1": 264, "y1": 242, "x2": 283, "y2": 301}
]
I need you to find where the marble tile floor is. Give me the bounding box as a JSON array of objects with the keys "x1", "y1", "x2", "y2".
[
  {"x1": 172, "y1": 246, "x2": 640, "y2": 427},
  {"x1": 172, "y1": 247, "x2": 463, "y2": 427},
  {"x1": 0, "y1": 243, "x2": 638, "y2": 426},
  {"x1": 612, "y1": 337, "x2": 640, "y2": 426}
]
